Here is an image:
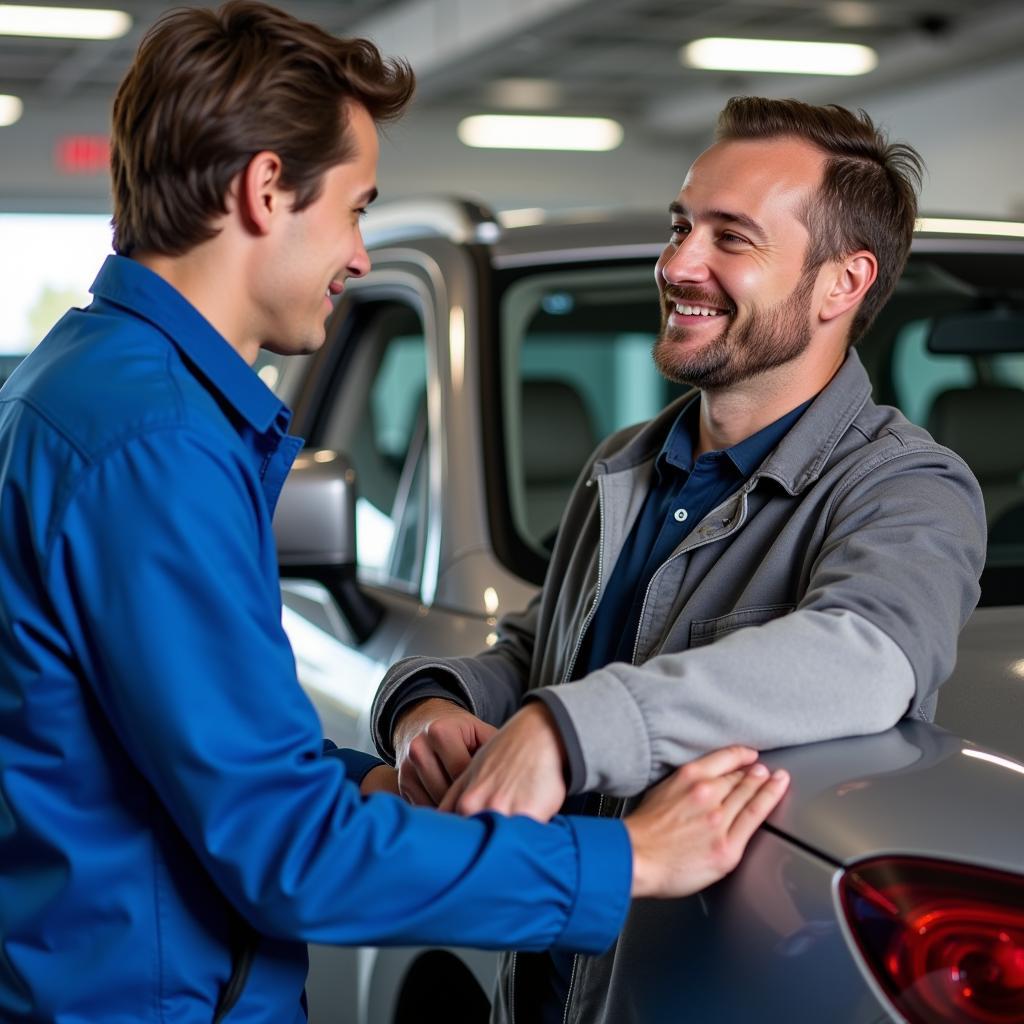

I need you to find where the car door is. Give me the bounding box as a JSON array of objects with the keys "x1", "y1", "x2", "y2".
[{"x1": 279, "y1": 262, "x2": 438, "y2": 753}]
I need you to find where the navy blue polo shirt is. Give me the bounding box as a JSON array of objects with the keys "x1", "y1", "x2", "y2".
[{"x1": 575, "y1": 394, "x2": 811, "y2": 678}]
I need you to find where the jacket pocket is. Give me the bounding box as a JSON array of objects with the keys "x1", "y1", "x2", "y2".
[{"x1": 689, "y1": 604, "x2": 795, "y2": 648}]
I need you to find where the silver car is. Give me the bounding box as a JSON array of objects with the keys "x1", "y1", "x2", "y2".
[{"x1": 271, "y1": 200, "x2": 1024, "y2": 1024}]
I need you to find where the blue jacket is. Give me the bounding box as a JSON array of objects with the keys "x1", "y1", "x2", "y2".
[{"x1": 0, "y1": 255, "x2": 630, "y2": 1023}]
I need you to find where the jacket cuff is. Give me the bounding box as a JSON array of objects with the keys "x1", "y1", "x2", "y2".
[
  {"x1": 553, "y1": 815, "x2": 632, "y2": 953},
  {"x1": 374, "y1": 670, "x2": 472, "y2": 762},
  {"x1": 541, "y1": 674, "x2": 652, "y2": 795},
  {"x1": 524, "y1": 689, "x2": 587, "y2": 794}
]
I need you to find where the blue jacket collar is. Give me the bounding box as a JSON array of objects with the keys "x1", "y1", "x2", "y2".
[{"x1": 89, "y1": 254, "x2": 286, "y2": 434}]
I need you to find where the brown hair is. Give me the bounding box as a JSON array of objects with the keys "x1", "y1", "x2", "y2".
[
  {"x1": 110, "y1": 0, "x2": 414, "y2": 256},
  {"x1": 715, "y1": 97, "x2": 923, "y2": 344}
]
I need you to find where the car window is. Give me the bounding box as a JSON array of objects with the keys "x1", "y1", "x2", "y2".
[
  {"x1": 868, "y1": 255, "x2": 1024, "y2": 584},
  {"x1": 318, "y1": 300, "x2": 429, "y2": 591},
  {"x1": 496, "y1": 250, "x2": 1024, "y2": 604},
  {"x1": 499, "y1": 265, "x2": 679, "y2": 554}
]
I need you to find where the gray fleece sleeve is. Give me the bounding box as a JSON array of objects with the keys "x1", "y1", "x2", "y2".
[
  {"x1": 544, "y1": 610, "x2": 915, "y2": 795},
  {"x1": 540, "y1": 451, "x2": 986, "y2": 796}
]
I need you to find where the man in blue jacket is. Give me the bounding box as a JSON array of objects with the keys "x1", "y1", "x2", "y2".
[{"x1": 0, "y1": 3, "x2": 790, "y2": 1021}]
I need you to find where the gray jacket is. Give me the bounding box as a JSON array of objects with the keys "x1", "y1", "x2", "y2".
[{"x1": 371, "y1": 350, "x2": 986, "y2": 1022}]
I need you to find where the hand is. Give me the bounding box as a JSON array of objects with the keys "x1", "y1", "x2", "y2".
[
  {"x1": 438, "y1": 702, "x2": 567, "y2": 822},
  {"x1": 624, "y1": 746, "x2": 790, "y2": 899},
  {"x1": 394, "y1": 698, "x2": 497, "y2": 807},
  {"x1": 360, "y1": 764, "x2": 401, "y2": 797}
]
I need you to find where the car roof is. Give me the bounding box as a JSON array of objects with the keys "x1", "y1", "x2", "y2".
[
  {"x1": 362, "y1": 197, "x2": 1024, "y2": 264},
  {"x1": 491, "y1": 209, "x2": 1024, "y2": 263}
]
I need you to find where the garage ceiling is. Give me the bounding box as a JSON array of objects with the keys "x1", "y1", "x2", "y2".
[{"x1": 2, "y1": 0, "x2": 1023, "y2": 142}]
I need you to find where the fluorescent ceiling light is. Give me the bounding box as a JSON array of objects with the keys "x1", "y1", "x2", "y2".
[
  {"x1": 485, "y1": 78, "x2": 563, "y2": 111},
  {"x1": 828, "y1": 1, "x2": 882, "y2": 28},
  {"x1": 916, "y1": 216, "x2": 1024, "y2": 239},
  {"x1": 0, "y1": 94, "x2": 23, "y2": 127},
  {"x1": 458, "y1": 115, "x2": 623, "y2": 152},
  {"x1": 0, "y1": 4, "x2": 131, "y2": 39},
  {"x1": 682, "y1": 37, "x2": 878, "y2": 76}
]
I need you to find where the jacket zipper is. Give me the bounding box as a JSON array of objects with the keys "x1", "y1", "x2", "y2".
[
  {"x1": 546, "y1": 475, "x2": 754, "y2": 1022},
  {"x1": 563, "y1": 475, "x2": 608, "y2": 685},
  {"x1": 558, "y1": 791, "x2": 606, "y2": 1024},
  {"x1": 542, "y1": 477, "x2": 609, "y2": 1024},
  {"x1": 560, "y1": 950, "x2": 581, "y2": 1024},
  {"x1": 509, "y1": 951, "x2": 517, "y2": 1023}
]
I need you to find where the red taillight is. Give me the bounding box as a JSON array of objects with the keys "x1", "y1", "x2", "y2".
[{"x1": 840, "y1": 857, "x2": 1024, "y2": 1024}]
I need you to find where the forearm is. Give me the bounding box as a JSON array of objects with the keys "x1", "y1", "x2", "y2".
[{"x1": 545, "y1": 609, "x2": 915, "y2": 795}]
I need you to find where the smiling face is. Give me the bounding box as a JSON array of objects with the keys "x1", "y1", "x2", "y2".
[
  {"x1": 653, "y1": 136, "x2": 828, "y2": 390},
  {"x1": 255, "y1": 101, "x2": 379, "y2": 356}
]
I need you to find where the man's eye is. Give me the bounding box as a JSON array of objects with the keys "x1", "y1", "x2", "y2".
[
  {"x1": 721, "y1": 231, "x2": 747, "y2": 244},
  {"x1": 670, "y1": 223, "x2": 689, "y2": 238}
]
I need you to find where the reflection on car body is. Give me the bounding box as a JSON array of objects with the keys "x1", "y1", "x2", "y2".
[{"x1": 268, "y1": 200, "x2": 1024, "y2": 1024}]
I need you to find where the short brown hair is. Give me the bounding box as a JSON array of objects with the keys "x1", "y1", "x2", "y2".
[
  {"x1": 110, "y1": 0, "x2": 414, "y2": 256},
  {"x1": 715, "y1": 97, "x2": 923, "y2": 344}
]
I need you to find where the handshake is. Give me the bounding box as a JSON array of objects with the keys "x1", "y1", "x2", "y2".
[{"x1": 363, "y1": 698, "x2": 790, "y2": 901}]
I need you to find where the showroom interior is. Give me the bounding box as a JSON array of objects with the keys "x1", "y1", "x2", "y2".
[{"x1": 2, "y1": 2, "x2": 1024, "y2": 1024}]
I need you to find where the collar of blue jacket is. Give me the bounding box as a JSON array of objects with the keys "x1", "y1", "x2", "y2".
[{"x1": 91, "y1": 253, "x2": 288, "y2": 435}]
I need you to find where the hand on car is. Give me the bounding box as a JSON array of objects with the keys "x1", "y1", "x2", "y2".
[
  {"x1": 438, "y1": 702, "x2": 567, "y2": 821},
  {"x1": 393, "y1": 697, "x2": 497, "y2": 806},
  {"x1": 624, "y1": 746, "x2": 790, "y2": 899}
]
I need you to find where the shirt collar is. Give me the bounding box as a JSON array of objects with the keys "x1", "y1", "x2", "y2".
[
  {"x1": 656, "y1": 392, "x2": 811, "y2": 479},
  {"x1": 89, "y1": 254, "x2": 287, "y2": 435},
  {"x1": 595, "y1": 350, "x2": 874, "y2": 494}
]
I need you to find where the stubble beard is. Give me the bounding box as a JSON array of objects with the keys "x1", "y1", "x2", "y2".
[{"x1": 653, "y1": 270, "x2": 816, "y2": 390}]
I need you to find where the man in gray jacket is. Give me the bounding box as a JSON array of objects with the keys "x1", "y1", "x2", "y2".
[{"x1": 370, "y1": 97, "x2": 987, "y2": 1021}]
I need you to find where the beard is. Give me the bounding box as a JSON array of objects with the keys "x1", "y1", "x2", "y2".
[{"x1": 653, "y1": 270, "x2": 816, "y2": 390}]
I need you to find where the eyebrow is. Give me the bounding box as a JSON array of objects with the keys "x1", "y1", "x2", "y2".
[
  {"x1": 669, "y1": 201, "x2": 766, "y2": 239},
  {"x1": 357, "y1": 187, "x2": 379, "y2": 206}
]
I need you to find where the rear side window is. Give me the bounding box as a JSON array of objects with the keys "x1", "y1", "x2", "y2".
[
  {"x1": 498, "y1": 266, "x2": 678, "y2": 557},
  {"x1": 862, "y1": 252, "x2": 1024, "y2": 604},
  {"x1": 318, "y1": 301, "x2": 429, "y2": 590}
]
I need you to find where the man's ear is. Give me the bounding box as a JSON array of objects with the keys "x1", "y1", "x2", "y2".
[
  {"x1": 819, "y1": 251, "x2": 878, "y2": 323},
  {"x1": 235, "y1": 151, "x2": 286, "y2": 236}
]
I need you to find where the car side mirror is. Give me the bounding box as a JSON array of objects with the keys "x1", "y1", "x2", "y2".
[{"x1": 274, "y1": 449, "x2": 383, "y2": 643}]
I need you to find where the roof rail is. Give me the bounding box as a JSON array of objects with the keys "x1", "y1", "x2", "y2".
[{"x1": 362, "y1": 196, "x2": 503, "y2": 248}]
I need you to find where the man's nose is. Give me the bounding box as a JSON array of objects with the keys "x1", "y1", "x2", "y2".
[
  {"x1": 348, "y1": 231, "x2": 371, "y2": 279},
  {"x1": 659, "y1": 233, "x2": 712, "y2": 285}
]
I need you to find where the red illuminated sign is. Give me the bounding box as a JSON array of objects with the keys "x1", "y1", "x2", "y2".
[{"x1": 55, "y1": 135, "x2": 110, "y2": 175}]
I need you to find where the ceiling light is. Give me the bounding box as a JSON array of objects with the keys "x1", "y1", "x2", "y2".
[
  {"x1": 0, "y1": 94, "x2": 23, "y2": 127},
  {"x1": 828, "y1": 1, "x2": 882, "y2": 28},
  {"x1": 458, "y1": 115, "x2": 623, "y2": 152},
  {"x1": 485, "y1": 78, "x2": 563, "y2": 111},
  {"x1": 0, "y1": 4, "x2": 131, "y2": 40},
  {"x1": 916, "y1": 217, "x2": 1024, "y2": 239},
  {"x1": 682, "y1": 37, "x2": 878, "y2": 76}
]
